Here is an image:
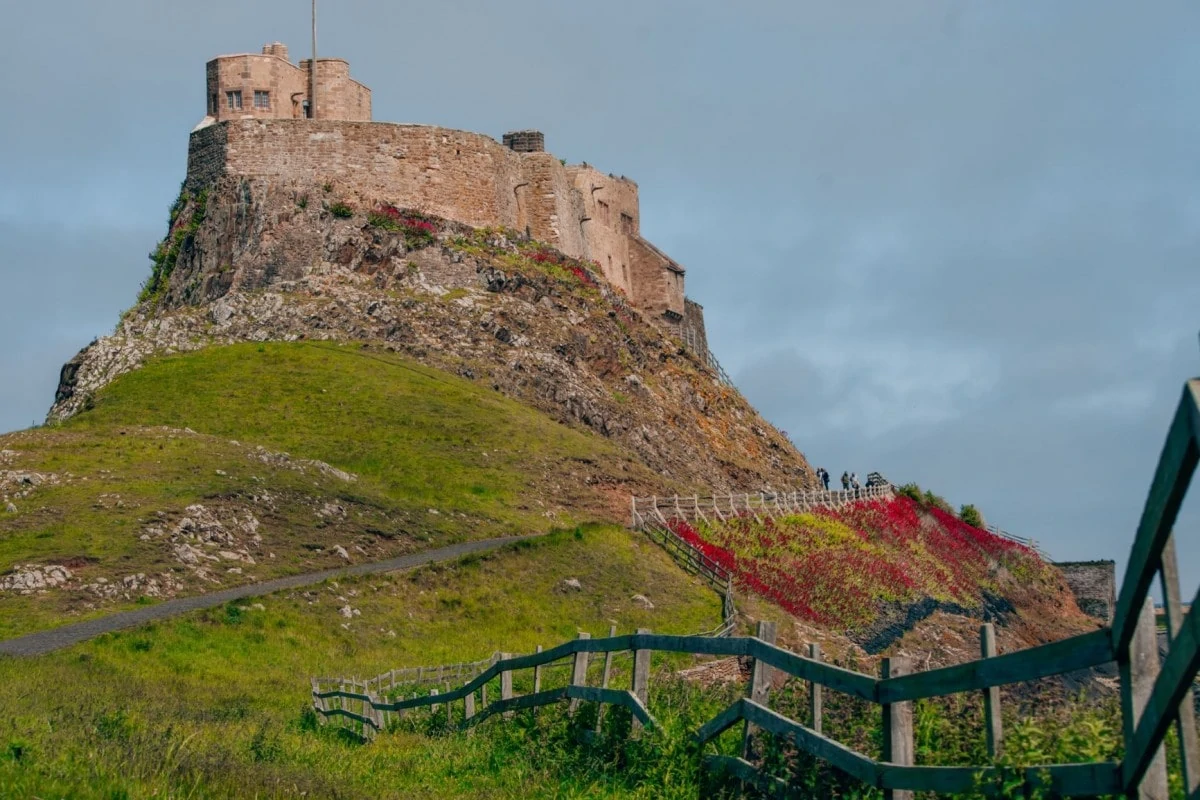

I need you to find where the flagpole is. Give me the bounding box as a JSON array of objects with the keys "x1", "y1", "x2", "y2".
[{"x1": 310, "y1": 0, "x2": 318, "y2": 119}]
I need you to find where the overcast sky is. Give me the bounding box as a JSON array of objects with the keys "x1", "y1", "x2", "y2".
[{"x1": 1, "y1": 1, "x2": 1197, "y2": 592}]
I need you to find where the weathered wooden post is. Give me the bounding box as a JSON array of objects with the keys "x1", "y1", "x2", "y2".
[
  {"x1": 596, "y1": 625, "x2": 617, "y2": 733},
  {"x1": 632, "y1": 628, "x2": 652, "y2": 733},
  {"x1": 882, "y1": 656, "x2": 914, "y2": 800},
  {"x1": 533, "y1": 645, "x2": 544, "y2": 694},
  {"x1": 464, "y1": 690, "x2": 475, "y2": 721},
  {"x1": 569, "y1": 632, "x2": 591, "y2": 715},
  {"x1": 500, "y1": 653, "x2": 514, "y2": 719},
  {"x1": 1121, "y1": 596, "x2": 1169, "y2": 799},
  {"x1": 742, "y1": 620, "x2": 777, "y2": 759},
  {"x1": 1159, "y1": 533, "x2": 1200, "y2": 794},
  {"x1": 808, "y1": 643, "x2": 823, "y2": 734},
  {"x1": 980, "y1": 623, "x2": 1002, "y2": 758}
]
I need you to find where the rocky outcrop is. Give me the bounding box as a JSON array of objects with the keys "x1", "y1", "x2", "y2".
[{"x1": 49, "y1": 178, "x2": 814, "y2": 493}]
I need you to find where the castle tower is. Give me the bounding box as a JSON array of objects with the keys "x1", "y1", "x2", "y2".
[{"x1": 202, "y1": 43, "x2": 370, "y2": 123}]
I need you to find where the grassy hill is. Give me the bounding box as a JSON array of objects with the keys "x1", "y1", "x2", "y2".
[
  {"x1": 0, "y1": 341, "x2": 665, "y2": 637},
  {"x1": 0, "y1": 526, "x2": 723, "y2": 799}
]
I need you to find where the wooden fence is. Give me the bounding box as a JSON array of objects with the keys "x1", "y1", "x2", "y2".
[
  {"x1": 311, "y1": 377, "x2": 1200, "y2": 798},
  {"x1": 631, "y1": 487, "x2": 1047, "y2": 558}
]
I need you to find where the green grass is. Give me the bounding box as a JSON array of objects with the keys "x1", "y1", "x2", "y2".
[
  {"x1": 0, "y1": 525, "x2": 722, "y2": 798},
  {"x1": 0, "y1": 342, "x2": 653, "y2": 636},
  {"x1": 65, "y1": 341, "x2": 639, "y2": 522}
]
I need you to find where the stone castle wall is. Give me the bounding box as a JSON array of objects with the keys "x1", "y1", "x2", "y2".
[
  {"x1": 184, "y1": 120, "x2": 689, "y2": 327},
  {"x1": 1055, "y1": 560, "x2": 1117, "y2": 623}
]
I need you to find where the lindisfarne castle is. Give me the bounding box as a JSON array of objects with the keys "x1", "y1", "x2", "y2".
[{"x1": 188, "y1": 41, "x2": 709, "y2": 353}]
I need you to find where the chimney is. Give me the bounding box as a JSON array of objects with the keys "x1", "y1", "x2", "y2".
[
  {"x1": 262, "y1": 42, "x2": 290, "y2": 62},
  {"x1": 503, "y1": 130, "x2": 545, "y2": 153}
]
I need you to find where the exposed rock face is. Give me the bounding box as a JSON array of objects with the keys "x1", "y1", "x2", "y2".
[{"x1": 49, "y1": 178, "x2": 814, "y2": 493}]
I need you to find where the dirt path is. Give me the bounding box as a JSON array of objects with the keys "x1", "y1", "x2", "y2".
[{"x1": 0, "y1": 535, "x2": 541, "y2": 657}]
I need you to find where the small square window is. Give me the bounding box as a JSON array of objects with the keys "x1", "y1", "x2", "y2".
[
  {"x1": 226, "y1": 90, "x2": 243, "y2": 111},
  {"x1": 254, "y1": 91, "x2": 271, "y2": 110}
]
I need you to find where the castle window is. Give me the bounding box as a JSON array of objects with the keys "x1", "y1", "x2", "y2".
[
  {"x1": 254, "y1": 91, "x2": 271, "y2": 110},
  {"x1": 208, "y1": 94, "x2": 218, "y2": 115},
  {"x1": 226, "y1": 90, "x2": 243, "y2": 111},
  {"x1": 597, "y1": 199, "x2": 610, "y2": 225},
  {"x1": 619, "y1": 212, "x2": 634, "y2": 235}
]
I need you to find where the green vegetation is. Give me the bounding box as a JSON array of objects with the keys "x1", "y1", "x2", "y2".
[
  {"x1": 0, "y1": 526, "x2": 721, "y2": 798},
  {"x1": 960, "y1": 503, "x2": 984, "y2": 529},
  {"x1": 139, "y1": 187, "x2": 209, "y2": 304},
  {"x1": 329, "y1": 201, "x2": 354, "y2": 219},
  {"x1": 0, "y1": 342, "x2": 654, "y2": 636}
]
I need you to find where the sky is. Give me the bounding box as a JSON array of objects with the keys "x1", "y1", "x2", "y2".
[{"x1": 1, "y1": 1, "x2": 1197, "y2": 593}]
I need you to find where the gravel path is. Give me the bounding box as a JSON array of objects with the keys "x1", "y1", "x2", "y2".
[{"x1": 0, "y1": 535, "x2": 541, "y2": 657}]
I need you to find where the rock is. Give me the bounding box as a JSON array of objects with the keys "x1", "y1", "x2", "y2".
[
  {"x1": 252, "y1": 603, "x2": 266, "y2": 611},
  {"x1": 562, "y1": 578, "x2": 583, "y2": 592},
  {"x1": 631, "y1": 594, "x2": 655, "y2": 609},
  {"x1": 4, "y1": 503, "x2": 16, "y2": 514},
  {"x1": 339, "y1": 605, "x2": 354, "y2": 618},
  {"x1": 211, "y1": 298, "x2": 235, "y2": 324},
  {"x1": 0, "y1": 564, "x2": 73, "y2": 592},
  {"x1": 333, "y1": 545, "x2": 350, "y2": 560}
]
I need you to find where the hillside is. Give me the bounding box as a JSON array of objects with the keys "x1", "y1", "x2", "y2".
[
  {"x1": 668, "y1": 495, "x2": 1094, "y2": 657},
  {"x1": 50, "y1": 178, "x2": 814, "y2": 491},
  {"x1": 0, "y1": 173, "x2": 1109, "y2": 798},
  {"x1": 0, "y1": 342, "x2": 667, "y2": 637},
  {"x1": 0, "y1": 526, "x2": 724, "y2": 799}
]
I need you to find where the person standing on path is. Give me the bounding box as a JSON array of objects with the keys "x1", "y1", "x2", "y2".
[
  {"x1": 841, "y1": 471, "x2": 850, "y2": 491},
  {"x1": 819, "y1": 468, "x2": 830, "y2": 491}
]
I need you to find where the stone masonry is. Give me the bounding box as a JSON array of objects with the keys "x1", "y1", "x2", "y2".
[
  {"x1": 1055, "y1": 560, "x2": 1117, "y2": 623},
  {"x1": 187, "y1": 42, "x2": 692, "y2": 335}
]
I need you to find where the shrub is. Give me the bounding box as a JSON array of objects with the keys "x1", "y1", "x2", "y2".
[
  {"x1": 368, "y1": 204, "x2": 440, "y2": 249},
  {"x1": 960, "y1": 503, "x2": 984, "y2": 529},
  {"x1": 329, "y1": 201, "x2": 354, "y2": 219}
]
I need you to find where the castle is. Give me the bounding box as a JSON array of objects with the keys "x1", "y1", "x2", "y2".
[{"x1": 188, "y1": 43, "x2": 710, "y2": 354}]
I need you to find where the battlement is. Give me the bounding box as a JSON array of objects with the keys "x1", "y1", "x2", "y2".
[{"x1": 187, "y1": 42, "x2": 692, "y2": 333}]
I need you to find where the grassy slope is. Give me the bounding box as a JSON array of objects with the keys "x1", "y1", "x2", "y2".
[
  {"x1": 0, "y1": 526, "x2": 722, "y2": 799},
  {"x1": 0, "y1": 342, "x2": 656, "y2": 637}
]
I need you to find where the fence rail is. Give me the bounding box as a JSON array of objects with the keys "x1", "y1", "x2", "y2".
[
  {"x1": 311, "y1": 376, "x2": 1200, "y2": 798},
  {"x1": 631, "y1": 486, "x2": 1047, "y2": 558}
]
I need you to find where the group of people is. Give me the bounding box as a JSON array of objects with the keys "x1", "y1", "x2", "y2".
[{"x1": 814, "y1": 467, "x2": 870, "y2": 493}]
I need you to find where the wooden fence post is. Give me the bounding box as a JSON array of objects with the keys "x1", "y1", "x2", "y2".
[
  {"x1": 980, "y1": 623, "x2": 1002, "y2": 759},
  {"x1": 742, "y1": 621, "x2": 778, "y2": 759},
  {"x1": 597, "y1": 625, "x2": 617, "y2": 733},
  {"x1": 500, "y1": 653, "x2": 514, "y2": 719},
  {"x1": 632, "y1": 628, "x2": 651, "y2": 733},
  {"x1": 1121, "y1": 595, "x2": 1169, "y2": 800},
  {"x1": 464, "y1": 691, "x2": 475, "y2": 721},
  {"x1": 882, "y1": 656, "x2": 914, "y2": 800},
  {"x1": 808, "y1": 643, "x2": 823, "y2": 734},
  {"x1": 569, "y1": 633, "x2": 591, "y2": 716},
  {"x1": 533, "y1": 645, "x2": 543, "y2": 694},
  {"x1": 1159, "y1": 533, "x2": 1200, "y2": 794}
]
